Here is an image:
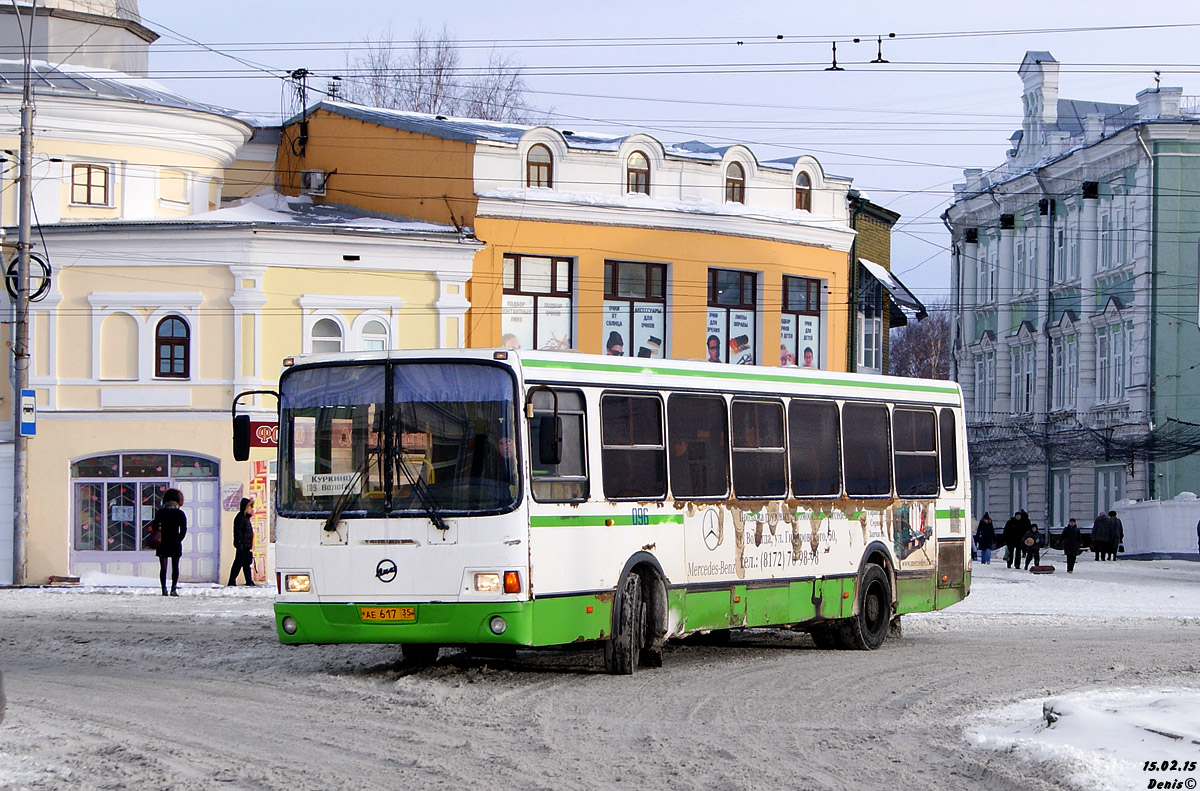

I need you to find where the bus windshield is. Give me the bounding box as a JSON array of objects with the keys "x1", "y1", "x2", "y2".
[{"x1": 278, "y1": 362, "x2": 519, "y2": 517}]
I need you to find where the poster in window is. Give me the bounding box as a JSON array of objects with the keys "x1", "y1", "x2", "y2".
[
  {"x1": 602, "y1": 300, "x2": 630, "y2": 356},
  {"x1": 706, "y1": 309, "x2": 726, "y2": 363},
  {"x1": 501, "y1": 294, "x2": 534, "y2": 350},
  {"x1": 800, "y1": 316, "x2": 820, "y2": 369},
  {"x1": 537, "y1": 296, "x2": 572, "y2": 350},
  {"x1": 780, "y1": 314, "x2": 797, "y2": 366},
  {"x1": 632, "y1": 303, "x2": 665, "y2": 358},
  {"x1": 729, "y1": 309, "x2": 755, "y2": 365}
]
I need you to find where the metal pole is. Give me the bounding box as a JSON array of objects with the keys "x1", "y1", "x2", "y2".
[{"x1": 11, "y1": 8, "x2": 34, "y2": 585}]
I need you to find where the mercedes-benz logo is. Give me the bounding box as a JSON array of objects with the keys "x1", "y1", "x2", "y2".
[
  {"x1": 702, "y1": 509, "x2": 720, "y2": 551},
  {"x1": 375, "y1": 559, "x2": 397, "y2": 583}
]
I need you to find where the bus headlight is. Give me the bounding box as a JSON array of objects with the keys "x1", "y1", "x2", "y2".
[
  {"x1": 474, "y1": 573, "x2": 501, "y2": 593},
  {"x1": 489, "y1": 616, "x2": 507, "y2": 635},
  {"x1": 285, "y1": 574, "x2": 311, "y2": 593}
]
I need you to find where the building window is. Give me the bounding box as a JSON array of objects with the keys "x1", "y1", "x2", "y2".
[
  {"x1": 1051, "y1": 467, "x2": 1070, "y2": 529},
  {"x1": 1010, "y1": 341, "x2": 1035, "y2": 414},
  {"x1": 974, "y1": 351, "x2": 996, "y2": 419},
  {"x1": 603, "y1": 260, "x2": 665, "y2": 358},
  {"x1": 626, "y1": 151, "x2": 650, "y2": 195},
  {"x1": 1067, "y1": 215, "x2": 1080, "y2": 280},
  {"x1": 1099, "y1": 210, "x2": 1112, "y2": 270},
  {"x1": 1010, "y1": 471, "x2": 1028, "y2": 515},
  {"x1": 502, "y1": 254, "x2": 572, "y2": 350},
  {"x1": 311, "y1": 317, "x2": 343, "y2": 353},
  {"x1": 1051, "y1": 334, "x2": 1078, "y2": 411},
  {"x1": 1097, "y1": 322, "x2": 1130, "y2": 403},
  {"x1": 1024, "y1": 230, "x2": 1037, "y2": 292},
  {"x1": 856, "y1": 271, "x2": 883, "y2": 373},
  {"x1": 1095, "y1": 465, "x2": 1124, "y2": 515},
  {"x1": 526, "y1": 144, "x2": 553, "y2": 188},
  {"x1": 360, "y1": 319, "x2": 388, "y2": 351},
  {"x1": 972, "y1": 474, "x2": 990, "y2": 522},
  {"x1": 1015, "y1": 238, "x2": 1026, "y2": 294},
  {"x1": 781, "y1": 275, "x2": 821, "y2": 368},
  {"x1": 706, "y1": 268, "x2": 757, "y2": 364},
  {"x1": 154, "y1": 316, "x2": 189, "y2": 378},
  {"x1": 725, "y1": 162, "x2": 745, "y2": 204},
  {"x1": 794, "y1": 172, "x2": 811, "y2": 211},
  {"x1": 72, "y1": 164, "x2": 110, "y2": 206},
  {"x1": 1055, "y1": 226, "x2": 1067, "y2": 283}
]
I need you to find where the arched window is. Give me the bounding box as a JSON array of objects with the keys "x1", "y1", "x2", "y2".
[
  {"x1": 795, "y1": 172, "x2": 812, "y2": 211},
  {"x1": 725, "y1": 162, "x2": 745, "y2": 204},
  {"x1": 311, "y1": 318, "x2": 343, "y2": 353},
  {"x1": 155, "y1": 316, "x2": 189, "y2": 378},
  {"x1": 526, "y1": 144, "x2": 553, "y2": 188},
  {"x1": 627, "y1": 151, "x2": 650, "y2": 195},
  {"x1": 361, "y1": 319, "x2": 388, "y2": 351}
]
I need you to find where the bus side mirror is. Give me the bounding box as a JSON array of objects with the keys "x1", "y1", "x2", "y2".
[
  {"x1": 233, "y1": 414, "x2": 251, "y2": 461},
  {"x1": 538, "y1": 415, "x2": 562, "y2": 466}
]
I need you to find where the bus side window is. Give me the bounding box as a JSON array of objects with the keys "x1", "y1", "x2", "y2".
[
  {"x1": 842, "y1": 403, "x2": 891, "y2": 497},
  {"x1": 893, "y1": 408, "x2": 938, "y2": 497},
  {"x1": 601, "y1": 393, "x2": 666, "y2": 500},
  {"x1": 530, "y1": 388, "x2": 589, "y2": 502},
  {"x1": 667, "y1": 394, "x2": 729, "y2": 499},
  {"x1": 938, "y1": 408, "x2": 958, "y2": 490},
  {"x1": 731, "y1": 399, "x2": 786, "y2": 498},
  {"x1": 788, "y1": 399, "x2": 841, "y2": 497}
]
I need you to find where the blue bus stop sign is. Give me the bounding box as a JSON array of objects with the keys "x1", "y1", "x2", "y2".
[{"x1": 19, "y1": 389, "x2": 35, "y2": 437}]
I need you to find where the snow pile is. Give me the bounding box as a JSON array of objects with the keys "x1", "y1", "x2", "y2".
[{"x1": 965, "y1": 688, "x2": 1200, "y2": 791}]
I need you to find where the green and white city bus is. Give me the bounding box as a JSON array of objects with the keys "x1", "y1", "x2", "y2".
[{"x1": 233, "y1": 349, "x2": 970, "y2": 674}]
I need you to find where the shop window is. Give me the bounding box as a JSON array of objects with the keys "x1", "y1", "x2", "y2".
[
  {"x1": 603, "y1": 260, "x2": 666, "y2": 358},
  {"x1": 707, "y1": 268, "x2": 757, "y2": 364},
  {"x1": 502, "y1": 254, "x2": 572, "y2": 350},
  {"x1": 781, "y1": 275, "x2": 822, "y2": 368}
]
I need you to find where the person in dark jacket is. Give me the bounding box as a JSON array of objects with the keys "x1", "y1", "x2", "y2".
[
  {"x1": 1022, "y1": 523, "x2": 1045, "y2": 569},
  {"x1": 226, "y1": 497, "x2": 257, "y2": 587},
  {"x1": 152, "y1": 488, "x2": 187, "y2": 596},
  {"x1": 1002, "y1": 511, "x2": 1024, "y2": 568},
  {"x1": 1061, "y1": 517, "x2": 1083, "y2": 573},
  {"x1": 1106, "y1": 510, "x2": 1124, "y2": 560},
  {"x1": 1092, "y1": 512, "x2": 1112, "y2": 561},
  {"x1": 975, "y1": 513, "x2": 996, "y2": 564}
]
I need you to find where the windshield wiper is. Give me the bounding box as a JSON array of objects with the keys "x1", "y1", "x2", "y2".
[
  {"x1": 394, "y1": 449, "x2": 450, "y2": 531},
  {"x1": 322, "y1": 451, "x2": 377, "y2": 532}
]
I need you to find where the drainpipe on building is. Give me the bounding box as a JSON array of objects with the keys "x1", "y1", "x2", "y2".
[
  {"x1": 1034, "y1": 173, "x2": 1056, "y2": 525},
  {"x1": 1135, "y1": 125, "x2": 1156, "y2": 500},
  {"x1": 942, "y1": 213, "x2": 959, "y2": 382},
  {"x1": 848, "y1": 197, "x2": 865, "y2": 373}
]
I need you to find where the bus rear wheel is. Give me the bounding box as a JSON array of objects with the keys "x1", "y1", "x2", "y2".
[{"x1": 837, "y1": 564, "x2": 892, "y2": 650}]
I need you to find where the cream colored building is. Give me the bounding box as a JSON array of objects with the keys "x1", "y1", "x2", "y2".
[{"x1": 0, "y1": 2, "x2": 479, "y2": 585}]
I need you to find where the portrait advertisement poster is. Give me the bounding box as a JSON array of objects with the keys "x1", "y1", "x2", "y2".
[
  {"x1": 602, "y1": 301, "x2": 631, "y2": 356},
  {"x1": 632, "y1": 303, "x2": 665, "y2": 358},
  {"x1": 501, "y1": 294, "x2": 534, "y2": 350},
  {"x1": 706, "y1": 309, "x2": 727, "y2": 363},
  {"x1": 537, "y1": 296, "x2": 572, "y2": 350},
  {"x1": 780, "y1": 314, "x2": 798, "y2": 366},
  {"x1": 729, "y1": 309, "x2": 755, "y2": 365},
  {"x1": 799, "y1": 316, "x2": 821, "y2": 369}
]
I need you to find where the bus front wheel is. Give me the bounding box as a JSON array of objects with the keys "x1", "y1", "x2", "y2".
[
  {"x1": 837, "y1": 564, "x2": 892, "y2": 650},
  {"x1": 604, "y1": 572, "x2": 644, "y2": 674}
]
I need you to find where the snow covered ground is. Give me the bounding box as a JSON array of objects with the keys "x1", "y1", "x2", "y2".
[{"x1": 1, "y1": 552, "x2": 1198, "y2": 790}]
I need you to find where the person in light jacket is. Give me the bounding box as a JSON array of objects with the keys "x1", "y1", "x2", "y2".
[
  {"x1": 226, "y1": 497, "x2": 257, "y2": 587},
  {"x1": 1061, "y1": 518, "x2": 1083, "y2": 573}
]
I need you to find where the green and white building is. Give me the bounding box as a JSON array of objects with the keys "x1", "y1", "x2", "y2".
[{"x1": 945, "y1": 51, "x2": 1200, "y2": 529}]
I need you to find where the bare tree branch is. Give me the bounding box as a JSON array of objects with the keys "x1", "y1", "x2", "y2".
[{"x1": 888, "y1": 303, "x2": 951, "y2": 380}]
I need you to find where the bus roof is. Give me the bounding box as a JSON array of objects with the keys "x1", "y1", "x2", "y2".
[{"x1": 282, "y1": 348, "x2": 963, "y2": 405}]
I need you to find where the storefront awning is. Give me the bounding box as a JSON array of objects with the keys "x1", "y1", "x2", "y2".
[{"x1": 859, "y1": 258, "x2": 927, "y2": 323}]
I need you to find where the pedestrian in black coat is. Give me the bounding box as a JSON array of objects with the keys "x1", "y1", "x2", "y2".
[
  {"x1": 1003, "y1": 511, "x2": 1025, "y2": 568},
  {"x1": 975, "y1": 513, "x2": 996, "y2": 564},
  {"x1": 1061, "y1": 518, "x2": 1082, "y2": 573},
  {"x1": 152, "y1": 488, "x2": 187, "y2": 596},
  {"x1": 1022, "y1": 524, "x2": 1045, "y2": 569},
  {"x1": 226, "y1": 498, "x2": 257, "y2": 586},
  {"x1": 1092, "y1": 512, "x2": 1112, "y2": 561},
  {"x1": 1106, "y1": 510, "x2": 1124, "y2": 560}
]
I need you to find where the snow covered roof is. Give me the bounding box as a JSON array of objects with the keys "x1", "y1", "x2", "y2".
[
  {"x1": 0, "y1": 59, "x2": 240, "y2": 119},
  {"x1": 1054, "y1": 98, "x2": 1137, "y2": 136}
]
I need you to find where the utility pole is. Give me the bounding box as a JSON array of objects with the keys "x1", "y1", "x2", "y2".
[{"x1": 11, "y1": 5, "x2": 34, "y2": 585}]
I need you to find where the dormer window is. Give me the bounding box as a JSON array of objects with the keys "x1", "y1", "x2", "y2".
[
  {"x1": 725, "y1": 163, "x2": 745, "y2": 204},
  {"x1": 795, "y1": 172, "x2": 812, "y2": 211},
  {"x1": 526, "y1": 144, "x2": 553, "y2": 188},
  {"x1": 626, "y1": 151, "x2": 650, "y2": 195},
  {"x1": 72, "y1": 164, "x2": 110, "y2": 206}
]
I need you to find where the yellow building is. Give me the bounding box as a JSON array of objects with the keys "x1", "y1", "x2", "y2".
[{"x1": 276, "y1": 103, "x2": 867, "y2": 369}]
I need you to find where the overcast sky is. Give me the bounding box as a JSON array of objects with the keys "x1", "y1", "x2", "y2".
[{"x1": 137, "y1": 1, "x2": 1200, "y2": 303}]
